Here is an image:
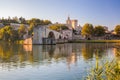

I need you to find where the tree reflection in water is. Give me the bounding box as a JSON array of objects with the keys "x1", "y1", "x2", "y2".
[
  {"x1": 0, "y1": 42, "x2": 120, "y2": 70},
  {"x1": 81, "y1": 43, "x2": 109, "y2": 60}
]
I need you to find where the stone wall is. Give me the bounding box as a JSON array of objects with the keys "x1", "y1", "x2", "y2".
[{"x1": 24, "y1": 38, "x2": 32, "y2": 45}]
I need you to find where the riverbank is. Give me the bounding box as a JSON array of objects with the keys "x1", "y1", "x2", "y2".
[
  {"x1": 68, "y1": 40, "x2": 120, "y2": 43},
  {"x1": 0, "y1": 40, "x2": 24, "y2": 44},
  {"x1": 86, "y1": 58, "x2": 120, "y2": 80},
  {"x1": 1, "y1": 39, "x2": 120, "y2": 44}
]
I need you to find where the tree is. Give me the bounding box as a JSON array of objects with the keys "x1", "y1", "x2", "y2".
[
  {"x1": 10, "y1": 30, "x2": 19, "y2": 42},
  {"x1": 43, "y1": 20, "x2": 52, "y2": 25},
  {"x1": 81, "y1": 23, "x2": 94, "y2": 39},
  {"x1": 0, "y1": 26, "x2": 20, "y2": 42},
  {"x1": 28, "y1": 23, "x2": 34, "y2": 35},
  {"x1": 18, "y1": 24, "x2": 26, "y2": 39},
  {"x1": 114, "y1": 25, "x2": 120, "y2": 35},
  {"x1": 27, "y1": 18, "x2": 51, "y2": 26},
  {"x1": 19, "y1": 17, "x2": 26, "y2": 23},
  {"x1": 94, "y1": 25, "x2": 105, "y2": 36},
  {"x1": 49, "y1": 24, "x2": 69, "y2": 31},
  {"x1": 0, "y1": 28, "x2": 5, "y2": 40}
]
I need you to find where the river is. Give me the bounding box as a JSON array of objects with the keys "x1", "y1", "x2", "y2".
[{"x1": 0, "y1": 43, "x2": 119, "y2": 80}]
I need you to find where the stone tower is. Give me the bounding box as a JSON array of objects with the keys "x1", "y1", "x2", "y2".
[
  {"x1": 66, "y1": 16, "x2": 72, "y2": 29},
  {"x1": 66, "y1": 16, "x2": 78, "y2": 30}
]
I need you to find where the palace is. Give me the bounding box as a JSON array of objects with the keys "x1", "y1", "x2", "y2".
[{"x1": 66, "y1": 16, "x2": 82, "y2": 32}]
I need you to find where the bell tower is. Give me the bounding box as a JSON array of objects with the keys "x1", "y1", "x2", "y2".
[{"x1": 66, "y1": 16, "x2": 72, "y2": 29}]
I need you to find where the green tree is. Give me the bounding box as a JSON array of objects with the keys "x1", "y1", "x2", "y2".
[
  {"x1": 94, "y1": 25, "x2": 105, "y2": 36},
  {"x1": 81, "y1": 23, "x2": 94, "y2": 39},
  {"x1": 115, "y1": 25, "x2": 120, "y2": 35}
]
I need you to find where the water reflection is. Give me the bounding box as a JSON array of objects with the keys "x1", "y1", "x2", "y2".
[
  {"x1": 81, "y1": 43, "x2": 109, "y2": 60},
  {"x1": 0, "y1": 42, "x2": 120, "y2": 70},
  {"x1": 113, "y1": 47, "x2": 120, "y2": 69}
]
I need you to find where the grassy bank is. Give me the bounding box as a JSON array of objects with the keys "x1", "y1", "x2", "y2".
[
  {"x1": 69, "y1": 40, "x2": 120, "y2": 43},
  {"x1": 16, "y1": 40, "x2": 24, "y2": 44},
  {"x1": 0, "y1": 40, "x2": 24, "y2": 44}
]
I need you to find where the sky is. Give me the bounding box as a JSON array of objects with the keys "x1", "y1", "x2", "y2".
[{"x1": 0, "y1": 0, "x2": 120, "y2": 30}]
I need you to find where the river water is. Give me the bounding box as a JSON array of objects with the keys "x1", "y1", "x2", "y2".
[{"x1": 0, "y1": 43, "x2": 119, "y2": 80}]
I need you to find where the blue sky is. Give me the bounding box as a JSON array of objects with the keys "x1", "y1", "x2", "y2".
[{"x1": 0, "y1": 0, "x2": 120, "y2": 30}]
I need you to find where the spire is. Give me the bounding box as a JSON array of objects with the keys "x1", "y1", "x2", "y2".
[{"x1": 68, "y1": 15, "x2": 70, "y2": 20}]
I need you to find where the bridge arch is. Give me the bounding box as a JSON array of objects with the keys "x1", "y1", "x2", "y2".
[{"x1": 48, "y1": 31, "x2": 55, "y2": 39}]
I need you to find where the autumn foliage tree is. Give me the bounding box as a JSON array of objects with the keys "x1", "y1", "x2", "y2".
[
  {"x1": 27, "y1": 18, "x2": 52, "y2": 35},
  {"x1": 18, "y1": 24, "x2": 26, "y2": 39},
  {"x1": 114, "y1": 25, "x2": 120, "y2": 35},
  {"x1": 81, "y1": 23, "x2": 94, "y2": 39},
  {"x1": 0, "y1": 26, "x2": 19, "y2": 41},
  {"x1": 49, "y1": 24, "x2": 69, "y2": 31},
  {"x1": 94, "y1": 25, "x2": 105, "y2": 36},
  {"x1": 27, "y1": 18, "x2": 52, "y2": 26}
]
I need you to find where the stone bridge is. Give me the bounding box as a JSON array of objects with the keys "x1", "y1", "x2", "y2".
[{"x1": 32, "y1": 25, "x2": 65, "y2": 44}]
